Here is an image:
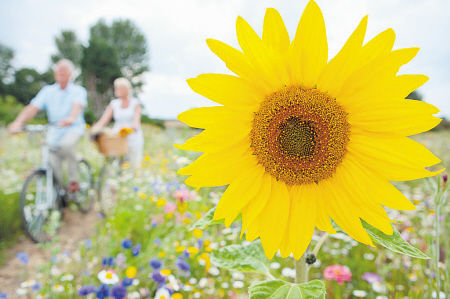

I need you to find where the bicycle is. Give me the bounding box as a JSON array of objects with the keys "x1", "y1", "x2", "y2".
[
  {"x1": 19, "y1": 124, "x2": 94, "y2": 242},
  {"x1": 92, "y1": 131, "x2": 128, "y2": 217}
]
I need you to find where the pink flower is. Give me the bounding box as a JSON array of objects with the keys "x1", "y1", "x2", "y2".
[
  {"x1": 164, "y1": 202, "x2": 177, "y2": 214},
  {"x1": 323, "y1": 265, "x2": 352, "y2": 284},
  {"x1": 173, "y1": 189, "x2": 191, "y2": 202}
]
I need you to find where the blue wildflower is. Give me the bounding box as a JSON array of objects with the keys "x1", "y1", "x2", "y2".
[
  {"x1": 31, "y1": 283, "x2": 41, "y2": 291},
  {"x1": 96, "y1": 284, "x2": 109, "y2": 299},
  {"x1": 151, "y1": 271, "x2": 166, "y2": 284},
  {"x1": 133, "y1": 186, "x2": 139, "y2": 192},
  {"x1": 78, "y1": 285, "x2": 96, "y2": 296},
  {"x1": 111, "y1": 285, "x2": 127, "y2": 299},
  {"x1": 16, "y1": 252, "x2": 29, "y2": 265},
  {"x1": 102, "y1": 256, "x2": 115, "y2": 267},
  {"x1": 153, "y1": 238, "x2": 161, "y2": 246},
  {"x1": 121, "y1": 239, "x2": 133, "y2": 249},
  {"x1": 0, "y1": 292, "x2": 7, "y2": 299},
  {"x1": 131, "y1": 244, "x2": 141, "y2": 257},
  {"x1": 196, "y1": 239, "x2": 204, "y2": 249},
  {"x1": 149, "y1": 258, "x2": 162, "y2": 270},
  {"x1": 182, "y1": 250, "x2": 190, "y2": 259},
  {"x1": 176, "y1": 257, "x2": 190, "y2": 272},
  {"x1": 122, "y1": 277, "x2": 133, "y2": 287},
  {"x1": 84, "y1": 239, "x2": 92, "y2": 249}
]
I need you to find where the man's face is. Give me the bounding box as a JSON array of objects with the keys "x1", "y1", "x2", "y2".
[{"x1": 54, "y1": 65, "x2": 71, "y2": 87}]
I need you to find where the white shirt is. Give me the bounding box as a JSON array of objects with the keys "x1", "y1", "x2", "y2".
[{"x1": 110, "y1": 98, "x2": 143, "y2": 147}]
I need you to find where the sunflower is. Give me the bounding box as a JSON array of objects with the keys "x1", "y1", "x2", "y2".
[
  {"x1": 176, "y1": 0, "x2": 443, "y2": 259},
  {"x1": 119, "y1": 127, "x2": 134, "y2": 137}
]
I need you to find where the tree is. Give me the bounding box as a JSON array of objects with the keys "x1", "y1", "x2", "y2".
[
  {"x1": 0, "y1": 43, "x2": 14, "y2": 95},
  {"x1": 9, "y1": 68, "x2": 53, "y2": 105},
  {"x1": 81, "y1": 38, "x2": 121, "y2": 115},
  {"x1": 51, "y1": 30, "x2": 83, "y2": 68},
  {"x1": 89, "y1": 19, "x2": 149, "y2": 95}
]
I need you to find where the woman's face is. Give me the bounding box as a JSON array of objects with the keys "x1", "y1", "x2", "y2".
[{"x1": 114, "y1": 84, "x2": 129, "y2": 98}]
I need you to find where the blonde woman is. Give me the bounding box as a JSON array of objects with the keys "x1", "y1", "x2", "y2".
[{"x1": 92, "y1": 78, "x2": 144, "y2": 166}]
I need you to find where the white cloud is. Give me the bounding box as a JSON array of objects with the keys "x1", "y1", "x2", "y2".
[{"x1": 0, "y1": 0, "x2": 449, "y2": 119}]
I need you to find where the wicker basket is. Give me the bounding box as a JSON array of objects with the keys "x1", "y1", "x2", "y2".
[{"x1": 96, "y1": 133, "x2": 129, "y2": 157}]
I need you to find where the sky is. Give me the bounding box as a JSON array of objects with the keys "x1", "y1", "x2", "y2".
[{"x1": 0, "y1": 0, "x2": 449, "y2": 119}]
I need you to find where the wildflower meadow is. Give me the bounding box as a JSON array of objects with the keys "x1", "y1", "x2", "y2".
[{"x1": 0, "y1": 125, "x2": 448, "y2": 298}]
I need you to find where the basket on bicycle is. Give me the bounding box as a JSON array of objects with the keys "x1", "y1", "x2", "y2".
[{"x1": 94, "y1": 131, "x2": 129, "y2": 157}]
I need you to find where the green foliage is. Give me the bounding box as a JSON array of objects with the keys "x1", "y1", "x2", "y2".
[
  {"x1": 332, "y1": 220, "x2": 429, "y2": 259},
  {"x1": 141, "y1": 115, "x2": 166, "y2": 129},
  {"x1": 8, "y1": 68, "x2": 53, "y2": 105},
  {"x1": 0, "y1": 95, "x2": 23, "y2": 124},
  {"x1": 0, "y1": 191, "x2": 22, "y2": 264},
  {"x1": 249, "y1": 280, "x2": 326, "y2": 299},
  {"x1": 191, "y1": 207, "x2": 223, "y2": 230},
  {"x1": 51, "y1": 30, "x2": 83, "y2": 68},
  {"x1": 210, "y1": 240, "x2": 271, "y2": 275},
  {"x1": 89, "y1": 19, "x2": 149, "y2": 94},
  {"x1": 361, "y1": 220, "x2": 430, "y2": 259},
  {"x1": 82, "y1": 38, "x2": 121, "y2": 95},
  {"x1": 84, "y1": 106, "x2": 97, "y2": 125},
  {"x1": 0, "y1": 43, "x2": 14, "y2": 95}
]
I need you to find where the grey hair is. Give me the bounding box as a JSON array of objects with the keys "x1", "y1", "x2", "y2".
[
  {"x1": 53, "y1": 59, "x2": 75, "y2": 75},
  {"x1": 114, "y1": 77, "x2": 132, "y2": 91}
]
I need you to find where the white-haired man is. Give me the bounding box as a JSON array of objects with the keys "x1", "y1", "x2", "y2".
[{"x1": 8, "y1": 59, "x2": 87, "y2": 193}]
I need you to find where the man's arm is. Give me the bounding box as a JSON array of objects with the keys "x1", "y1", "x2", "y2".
[
  {"x1": 7, "y1": 105, "x2": 40, "y2": 134},
  {"x1": 59, "y1": 103, "x2": 83, "y2": 127}
]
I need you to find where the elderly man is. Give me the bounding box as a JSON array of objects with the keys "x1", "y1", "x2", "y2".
[{"x1": 8, "y1": 59, "x2": 87, "y2": 193}]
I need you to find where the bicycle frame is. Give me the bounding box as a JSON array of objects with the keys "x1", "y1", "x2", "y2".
[{"x1": 25, "y1": 125, "x2": 57, "y2": 212}]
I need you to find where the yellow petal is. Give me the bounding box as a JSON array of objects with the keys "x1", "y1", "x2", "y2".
[
  {"x1": 289, "y1": 184, "x2": 316, "y2": 259},
  {"x1": 236, "y1": 16, "x2": 282, "y2": 91},
  {"x1": 178, "y1": 142, "x2": 253, "y2": 188},
  {"x1": 357, "y1": 28, "x2": 395, "y2": 67},
  {"x1": 334, "y1": 158, "x2": 393, "y2": 235},
  {"x1": 206, "y1": 38, "x2": 259, "y2": 83},
  {"x1": 342, "y1": 156, "x2": 416, "y2": 211},
  {"x1": 317, "y1": 16, "x2": 367, "y2": 96},
  {"x1": 337, "y1": 47, "x2": 420, "y2": 102},
  {"x1": 349, "y1": 133, "x2": 441, "y2": 172},
  {"x1": 290, "y1": 0, "x2": 328, "y2": 87},
  {"x1": 320, "y1": 179, "x2": 374, "y2": 246},
  {"x1": 214, "y1": 163, "x2": 265, "y2": 226},
  {"x1": 241, "y1": 173, "x2": 272, "y2": 237},
  {"x1": 262, "y1": 8, "x2": 290, "y2": 53},
  {"x1": 187, "y1": 74, "x2": 261, "y2": 109},
  {"x1": 178, "y1": 106, "x2": 249, "y2": 129},
  {"x1": 258, "y1": 178, "x2": 291, "y2": 259},
  {"x1": 349, "y1": 99, "x2": 441, "y2": 136},
  {"x1": 314, "y1": 186, "x2": 337, "y2": 234}
]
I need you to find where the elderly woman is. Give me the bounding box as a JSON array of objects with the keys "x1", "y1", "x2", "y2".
[{"x1": 92, "y1": 77, "x2": 144, "y2": 166}]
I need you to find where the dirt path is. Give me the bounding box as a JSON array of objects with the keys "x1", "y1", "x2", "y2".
[{"x1": 0, "y1": 207, "x2": 100, "y2": 296}]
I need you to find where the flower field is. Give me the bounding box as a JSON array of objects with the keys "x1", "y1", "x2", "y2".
[{"x1": 0, "y1": 125, "x2": 448, "y2": 298}]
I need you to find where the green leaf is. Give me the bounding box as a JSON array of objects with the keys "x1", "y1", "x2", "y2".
[
  {"x1": 361, "y1": 221, "x2": 430, "y2": 259},
  {"x1": 190, "y1": 207, "x2": 223, "y2": 230},
  {"x1": 249, "y1": 279, "x2": 326, "y2": 299},
  {"x1": 331, "y1": 220, "x2": 429, "y2": 259},
  {"x1": 210, "y1": 240, "x2": 271, "y2": 275}
]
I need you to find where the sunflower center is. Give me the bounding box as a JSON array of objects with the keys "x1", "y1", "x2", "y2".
[
  {"x1": 250, "y1": 86, "x2": 350, "y2": 185},
  {"x1": 278, "y1": 118, "x2": 317, "y2": 158}
]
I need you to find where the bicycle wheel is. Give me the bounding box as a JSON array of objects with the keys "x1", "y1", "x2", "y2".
[
  {"x1": 19, "y1": 169, "x2": 62, "y2": 243},
  {"x1": 76, "y1": 159, "x2": 94, "y2": 213},
  {"x1": 97, "y1": 159, "x2": 120, "y2": 217}
]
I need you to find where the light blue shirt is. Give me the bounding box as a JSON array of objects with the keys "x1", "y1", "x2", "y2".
[{"x1": 30, "y1": 83, "x2": 87, "y2": 146}]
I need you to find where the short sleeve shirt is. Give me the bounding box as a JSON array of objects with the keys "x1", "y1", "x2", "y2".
[{"x1": 30, "y1": 83, "x2": 87, "y2": 146}]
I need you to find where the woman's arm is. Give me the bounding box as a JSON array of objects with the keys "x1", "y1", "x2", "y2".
[
  {"x1": 132, "y1": 103, "x2": 142, "y2": 130},
  {"x1": 92, "y1": 104, "x2": 114, "y2": 130}
]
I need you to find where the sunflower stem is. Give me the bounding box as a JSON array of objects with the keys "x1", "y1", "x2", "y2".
[{"x1": 295, "y1": 252, "x2": 308, "y2": 283}]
